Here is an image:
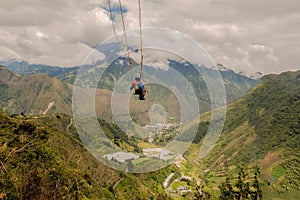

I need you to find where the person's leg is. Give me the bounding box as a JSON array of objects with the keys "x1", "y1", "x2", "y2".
[
  {"x1": 134, "y1": 89, "x2": 145, "y2": 100},
  {"x1": 139, "y1": 95, "x2": 145, "y2": 100}
]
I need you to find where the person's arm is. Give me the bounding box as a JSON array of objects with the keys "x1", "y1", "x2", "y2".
[
  {"x1": 137, "y1": 82, "x2": 144, "y2": 90},
  {"x1": 130, "y1": 81, "x2": 136, "y2": 90}
]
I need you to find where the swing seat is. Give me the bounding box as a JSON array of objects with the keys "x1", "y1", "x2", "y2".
[
  {"x1": 133, "y1": 88, "x2": 146, "y2": 96},
  {"x1": 133, "y1": 88, "x2": 146, "y2": 100}
]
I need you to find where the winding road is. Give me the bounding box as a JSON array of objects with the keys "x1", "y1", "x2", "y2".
[
  {"x1": 66, "y1": 118, "x2": 73, "y2": 134},
  {"x1": 113, "y1": 167, "x2": 128, "y2": 197}
]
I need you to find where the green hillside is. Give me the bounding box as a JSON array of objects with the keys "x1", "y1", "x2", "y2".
[
  {"x1": 1, "y1": 63, "x2": 299, "y2": 199},
  {"x1": 1, "y1": 59, "x2": 258, "y2": 127},
  {"x1": 183, "y1": 70, "x2": 300, "y2": 199},
  {"x1": 0, "y1": 66, "x2": 72, "y2": 116},
  {"x1": 0, "y1": 110, "x2": 120, "y2": 199},
  {"x1": 0, "y1": 110, "x2": 181, "y2": 199},
  {"x1": 2, "y1": 59, "x2": 258, "y2": 113},
  {"x1": 0, "y1": 66, "x2": 113, "y2": 121}
]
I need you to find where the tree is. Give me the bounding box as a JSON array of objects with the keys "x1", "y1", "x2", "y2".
[
  {"x1": 218, "y1": 167, "x2": 263, "y2": 200},
  {"x1": 194, "y1": 185, "x2": 211, "y2": 200}
]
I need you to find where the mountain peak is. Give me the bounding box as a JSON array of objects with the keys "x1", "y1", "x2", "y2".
[
  {"x1": 0, "y1": 65, "x2": 21, "y2": 85},
  {"x1": 249, "y1": 71, "x2": 263, "y2": 80},
  {"x1": 212, "y1": 63, "x2": 232, "y2": 72},
  {"x1": 0, "y1": 65, "x2": 14, "y2": 74}
]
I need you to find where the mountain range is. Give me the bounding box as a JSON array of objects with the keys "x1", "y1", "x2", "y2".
[
  {"x1": 183, "y1": 70, "x2": 300, "y2": 199},
  {"x1": 0, "y1": 59, "x2": 299, "y2": 199},
  {"x1": 0, "y1": 65, "x2": 72, "y2": 115},
  {"x1": 0, "y1": 59, "x2": 258, "y2": 117},
  {"x1": 0, "y1": 109, "x2": 178, "y2": 199}
]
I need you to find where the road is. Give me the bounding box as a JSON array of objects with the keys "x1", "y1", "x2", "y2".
[{"x1": 66, "y1": 118, "x2": 73, "y2": 134}]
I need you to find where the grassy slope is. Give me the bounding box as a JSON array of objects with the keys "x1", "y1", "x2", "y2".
[
  {"x1": 2, "y1": 60, "x2": 258, "y2": 120},
  {"x1": 0, "y1": 109, "x2": 182, "y2": 199},
  {"x1": 0, "y1": 66, "x2": 180, "y2": 125},
  {"x1": 0, "y1": 66, "x2": 72, "y2": 115},
  {"x1": 0, "y1": 110, "x2": 120, "y2": 199},
  {"x1": 184, "y1": 70, "x2": 300, "y2": 198}
]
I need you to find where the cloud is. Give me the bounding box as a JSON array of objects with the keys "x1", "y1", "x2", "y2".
[
  {"x1": 0, "y1": 0, "x2": 113, "y2": 67},
  {"x1": 0, "y1": 0, "x2": 299, "y2": 75}
]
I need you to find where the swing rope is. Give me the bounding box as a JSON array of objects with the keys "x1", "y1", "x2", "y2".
[
  {"x1": 138, "y1": 0, "x2": 144, "y2": 81},
  {"x1": 107, "y1": 0, "x2": 120, "y2": 43},
  {"x1": 107, "y1": 0, "x2": 144, "y2": 82},
  {"x1": 118, "y1": 0, "x2": 134, "y2": 81}
]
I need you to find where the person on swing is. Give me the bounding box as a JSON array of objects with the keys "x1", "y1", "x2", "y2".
[{"x1": 130, "y1": 77, "x2": 146, "y2": 100}]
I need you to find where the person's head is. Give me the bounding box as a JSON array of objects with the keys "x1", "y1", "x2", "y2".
[{"x1": 135, "y1": 77, "x2": 140, "y2": 82}]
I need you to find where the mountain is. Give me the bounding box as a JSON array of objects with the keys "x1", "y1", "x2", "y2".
[
  {"x1": 0, "y1": 66, "x2": 72, "y2": 115},
  {"x1": 250, "y1": 71, "x2": 263, "y2": 80},
  {"x1": 165, "y1": 60, "x2": 258, "y2": 107},
  {"x1": 0, "y1": 66, "x2": 176, "y2": 125},
  {"x1": 183, "y1": 70, "x2": 300, "y2": 199},
  {"x1": 0, "y1": 59, "x2": 76, "y2": 78},
  {"x1": 0, "y1": 60, "x2": 79, "y2": 85},
  {"x1": 0, "y1": 59, "x2": 259, "y2": 127},
  {"x1": 0, "y1": 109, "x2": 181, "y2": 199},
  {"x1": 1, "y1": 59, "x2": 258, "y2": 105},
  {"x1": 1, "y1": 60, "x2": 299, "y2": 199},
  {"x1": 211, "y1": 63, "x2": 233, "y2": 72},
  {"x1": 0, "y1": 109, "x2": 120, "y2": 199}
]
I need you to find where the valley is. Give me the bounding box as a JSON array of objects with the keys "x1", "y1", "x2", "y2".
[{"x1": 0, "y1": 63, "x2": 299, "y2": 199}]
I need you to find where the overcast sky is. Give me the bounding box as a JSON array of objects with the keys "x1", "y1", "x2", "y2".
[{"x1": 0, "y1": 0, "x2": 299, "y2": 75}]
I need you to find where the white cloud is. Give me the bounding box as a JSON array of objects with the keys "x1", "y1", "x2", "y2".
[{"x1": 0, "y1": 0, "x2": 299, "y2": 75}]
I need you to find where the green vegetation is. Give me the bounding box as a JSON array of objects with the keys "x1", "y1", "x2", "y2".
[
  {"x1": 0, "y1": 61, "x2": 258, "y2": 131},
  {"x1": 0, "y1": 110, "x2": 183, "y2": 199},
  {"x1": 171, "y1": 181, "x2": 188, "y2": 190},
  {"x1": 1, "y1": 62, "x2": 299, "y2": 199},
  {"x1": 116, "y1": 166, "x2": 177, "y2": 200},
  {"x1": 183, "y1": 70, "x2": 300, "y2": 199},
  {"x1": 271, "y1": 165, "x2": 287, "y2": 180},
  {"x1": 0, "y1": 110, "x2": 120, "y2": 199},
  {"x1": 218, "y1": 167, "x2": 262, "y2": 200},
  {"x1": 0, "y1": 66, "x2": 72, "y2": 115}
]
